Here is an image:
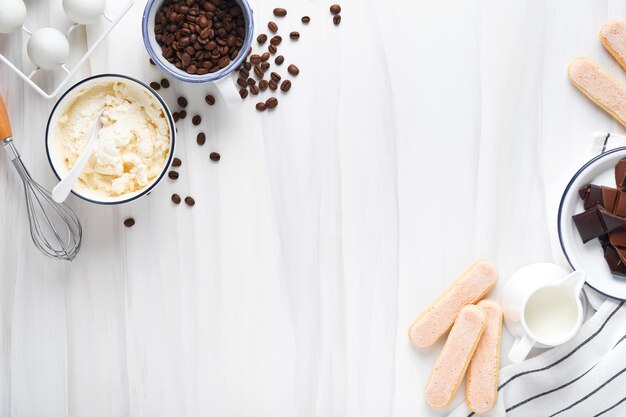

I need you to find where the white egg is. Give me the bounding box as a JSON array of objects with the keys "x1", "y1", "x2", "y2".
[
  {"x1": 63, "y1": 0, "x2": 105, "y2": 25},
  {"x1": 0, "y1": 0, "x2": 27, "y2": 34},
  {"x1": 27, "y1": 28, "x2": 70, "y2": 70}
]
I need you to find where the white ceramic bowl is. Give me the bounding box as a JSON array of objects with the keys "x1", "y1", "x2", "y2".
[
  {"x1": 45, "y1": 74, "x2": 176, "y2": 205},
  {"x1": 558, "y1": 147, "x2": 626, "y2": 300}
]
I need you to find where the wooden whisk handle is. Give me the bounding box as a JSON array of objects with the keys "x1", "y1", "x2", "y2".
[{"x1": 0, "y1": 96, "x2": 13, "y2": 142}]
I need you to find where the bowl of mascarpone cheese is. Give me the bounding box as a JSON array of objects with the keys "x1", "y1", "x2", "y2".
[{"x1": 45, "y1": 74, "x2": 175, "y2": 204}]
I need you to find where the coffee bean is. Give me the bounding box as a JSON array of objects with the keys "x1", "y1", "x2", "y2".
[
  {"x1": 244, "y1": 62, "x2": 252, "y2": 70},
  {"x1": 239, "y1": 88, "x2": 249, "y2": 98},
  {"x1": 259, "y1": 80, "x2": 269, "y2": 91},
  {"x1": 270, "y1": 35, "x2": 282, "y2": 45},
  {"x1": 197, "y1": 132, "x2": 206, "y2": 145},
  {"x1": 173, "y1": 112, "x2": 180, "y2": 122},
  {"x1": 254, "y1": 65, "x2": 264, "y2": 78},
  {"x1": 239, "y1": 68, "x2": 250, "y2": 78},
  {"x1": 184, "y1": 196, "x2": 195, "y2": 206},
  {"x1": 261, "y1": 61, "x2": 270, "y2": 71},
  {"x1": 275, "y1": 55, "x2": 284, "y2": 65},
  {"x1": 256, "y1": 102, "x2": 267, "y2": 111},
  {"x1": 250, "y1": 54, "x2": 262, "y2": 64},
  {"x1": 270, "y1": 72, "x2": 281, "y2": 82},
  {"x1": 161, "y1": 78, "x2": 170, "y2": 88},
  {"x1": 266, "y1": 97, "x2": 278, "y2": 109},
  {"x1": 205, "y1": 94, "x2": 215, "y2": 105},
  {"x1": 150, "y1": 58, "x2": 156, "y2": 65},
  {"x1": 192, "y1": 115, "x2": 201, "y2": 125},
  {"x1": 330, "y1": 4, "x2": 341, "y2": 14},
  {"x1": 301, "y1": 16, "x2": 310, "y2": 24},
  {"x1": 280, "y1": 79, "x2": 291, "y2": 92},
  {"x1": 150, "y1": 82, "x2": 161, "y2": 90},
  {"x1": 168, "y1": 170, "x2": 179, "y2": 180},
  {"x1": 250, "y1": 84, "x2": 260, "y2": 95},
  {"x1": 124, "y1": 218, "x2": 135, "y2": 228},
  {"x1": 210, "y1": 152, "x2": 221, "y2": 162},
  {"x1": 268, "y1": 21, "x2": 278, "y2": 32},
  {"x1": 172, "y1": 157, "x2": 182, "y2": 167},
  {"x1": 269, "y1": 80, "x2": 278, "y2": 90},
  {"x1": 273, "y1": 8, "x2": 287, "y2": 17},
  {"x1": 333, "y1": 14, "x2": 341, "y2": 25},
  {"x1": 171, "y1": 194, "x2": 181, "y2": 204},
  {"x1": 237, "y1": 77, "x2": 248, "y2": 87},
  {"x1": 290, "y1": 31, "x2": 300, "y2": 40},
  {"x1": 179, "y1": 110, "x2": 187, "y2": 119},
  {"x1": 268, "y1": 44, "x2": 277, "y2": 54},
  {"x1": 261, "y1": 52, "x2": 270, "y2": 61},
  {"x1": 247, "y1": 78, "x2": 256, "y2": 86},
  {"x1": 287, "y1": 64, "x2": 299, "y2": 76},
  {"x1": 257, "y1": 34, "x2": 268, "y2": 44},
  {"x1": 177, "y1": 97, "x2": 188, "y2": 107}
]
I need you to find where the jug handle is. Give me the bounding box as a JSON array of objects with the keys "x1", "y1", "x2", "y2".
[{"x1": 508, "y1": 334, "x2": 535, "y2": 363}]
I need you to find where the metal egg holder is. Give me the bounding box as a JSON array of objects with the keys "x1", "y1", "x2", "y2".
[{"x1": 0, "y1": 0, "x2": 134, "y2": 99}]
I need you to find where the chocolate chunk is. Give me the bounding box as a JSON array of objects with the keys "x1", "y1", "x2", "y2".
[
  {"x1": 573, "y1": 207, "x2": 608, "y2": 243},
  {"x1": 614, "y1": 190, "x2": 626, "y2": 217},
  {"x1": 616, "y1": 158, "x2": 626, "y2": 189},
  {"x1": 604, "y1": 245, "x2": 626, "y2": 277},
  {"x1": 579, "y1": 184, "x2": 618, "y2": 211},
  {"x1": 610, "y1": 227, "x2": 626, "y2": 250},
  {"x1": 601, "y1": 209, "x2": 626, "y2": 232}
]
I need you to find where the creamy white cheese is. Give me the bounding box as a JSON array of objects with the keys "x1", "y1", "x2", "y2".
[{"x1": 55, "y1": 81, "x2": 171, "y2": 196}]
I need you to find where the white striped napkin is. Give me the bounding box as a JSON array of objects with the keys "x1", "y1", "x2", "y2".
[{"x1": 447, "y1": 133, "x2": 626, "y2": 416}]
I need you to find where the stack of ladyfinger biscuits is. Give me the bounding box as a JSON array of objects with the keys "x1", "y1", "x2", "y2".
[
  {"x1": 569, "y1": 20, "x2": 626, "y2": 126},
  {"x1": 408, "y1": 260, "x2": 502, "y2": 414}
]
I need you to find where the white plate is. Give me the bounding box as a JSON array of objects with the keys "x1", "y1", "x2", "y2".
[{"x1": 558, "y1": 147, "x2": 626, "y2": 300}]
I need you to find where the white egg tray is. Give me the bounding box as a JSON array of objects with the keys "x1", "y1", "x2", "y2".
[{"x1": 0, "y1": 0, "x2": 134, "y2": 99}]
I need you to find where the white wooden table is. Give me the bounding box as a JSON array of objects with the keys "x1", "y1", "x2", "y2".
[{"x1": 0, "y1": 0, "x2": 624, "y2": 416}]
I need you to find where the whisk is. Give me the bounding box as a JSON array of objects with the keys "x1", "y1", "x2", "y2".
[{"x1": 0, "y1": 95, "x2": 81, "y2": 261}]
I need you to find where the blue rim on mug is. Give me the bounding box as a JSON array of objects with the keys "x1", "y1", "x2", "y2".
[
  {"x1": 142, "y1": 0, "x2": 254, "y2": 83},
  {"x1": 45, "y1": 73, "x2": 176, "y2": 206}
]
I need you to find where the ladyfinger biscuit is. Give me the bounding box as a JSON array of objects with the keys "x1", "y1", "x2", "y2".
[
  {"x1": 408, "y1": 260, "x2": 497, "y2": 348},
  {"x1": 466, "y1": 300, "x2": 503, "y2": 415},
  {"x1": 568, "y1": 57, "x2": 626, "y2": 128},
  {"x1": 424, "y1": 305, "x2": 486, "y2": 408},
  {"x1": 600, "y1": 20, "x2": 626, "y2": 71}
]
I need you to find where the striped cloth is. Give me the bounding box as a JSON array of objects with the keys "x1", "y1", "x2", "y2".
[{"x1": 448, "y1": 300, "x2": 626, "y2": 417}]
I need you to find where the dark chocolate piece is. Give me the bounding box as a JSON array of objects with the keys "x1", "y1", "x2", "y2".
[
  {"x1": 603, "y1": 186, "x2": 619, "y2": 212},
  {"x1": 604, "y1": 245, "x2": 626, "y2": 277},
  {"x1": 610, "y1": 228, "x2": 626, "y2": 251},
  {"x1": 616, "y1": 158, "x2": 626, "y2": 189},
  {"x1": 573, "y1": 207, "x2": 607, "y2": 243},
  {"x1": 600, "y1": 209, "x2": 626, "y2": 231},
  {"x1": 579, "y1": 184, "x2": 619, "y2": 211}
]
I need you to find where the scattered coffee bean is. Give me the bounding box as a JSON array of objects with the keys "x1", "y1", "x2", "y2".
[
  {"x1": 192, "y1": 115, "x2": 201, "y2": 125},
  {"x1": 301, "y1": 16, "x2": 310, "y2": 24},
  {"x1": 280, "y1": 79, "x2": 291, "y2": 92},
  {"x1": 290, "y1": 31, "x2": 300, "y2": 40},
  {"x1": 330, "y1": 4, "x2": 341, "y2": 14},
  {"x1": 177, "y1": 97, "x2": 188, "y2": 108},
  {"x1": 254, "y1": 65, "x2": 264, "y2": 78},
  {"x1": 257, "y1": 34, "x2": 268, "y2": 44},
  {"x1": 154, "y1": 0, "x2": 246, "y2": 76},
  {"x1": 184, "y1": 196, "x2": 196, "y2": 206},
  {"x1": 269, "y1": 80, "x2": 278, "y2": 90},
  {"x1": 210, "y1": 152, "x2": 221, "y2": 162},
  {"x1": 270, "y1": 72, "x2": 281, "y2": 82},
  {"x1": 273, "y1": 7, "x2": 287, "y2": 17},
  {"x1": 172, "y1": 157, "x2": 182, "y2": 167},
  {"x1": 168, "y1": 170, "x2": 179, "y2": 180},
  {"x1": 275, "y1": 55, "x2": 284, "y2": 65},
  {"x1": 205, "y1": 94, "x2": 216, "y2": 105},
  {"x1": 150, "y1": 81, "x2": 161, "y2": 90},
  {"x1": 288, "y1": 64, "x2": 300, "y2": 76},
  {"x1": 250, "y1": 54, "x2": 262, "y2": 64},
  {"x1": 197, "y1": 132, "x2": 206, "y2": 145},
  {"x1": 171, "y1": 193, "x2": 181, "y2": 204},
  {"x1": 237, "y1": 77, "x2": 248, "y2": 87},
  {"x1": 266, "y1": 96, "x2": 278, "y2": 109},
  {"x1": 239, "y1": 68, "x2": 250, "y2": 78},
  {"x1": 244, "y1": 61, "x2": 252, "y2": 70},
  {"x1": 268, "y1": 44, "x2": 277, "y2": 54},
  {"x1": 173, "y1": 112, "x2": 180, "y2": 122},
  {"x1": 268, "y1": 21, "x2": 278, "y2": 32},
  {"x1": 124, "y1": 218, "x2": 135, "y2": 228},
  {"x1": 161, "y1": 78, "x2": 170, "y2": 88},
  {"x1": 250, "y1": 84, "x2": 260, "y2": 95},
  {"x1": 149, "y1": 58, "x2": 155, "y2": 65},
  {"x1": 256, "y1": 102, "x2": 267, "y2": 111},
  {"x1": 259, "y1": 80, "x2": 269, "y2": 90},
  {"x1": 179, "y1": 110, "x2": 187, "y2": 119},
  {"x1": 247, "y1": 78, "x2": 256, "y2": 86},
  {"x1": 239, "y1": 88, "x2": 249, "y2": 98},
  {"x1": 333, "y1": 14, "x2": 341, "y2": 25},
  {"x1": 270, "y1": 35, "x2": 282, "y2": 45},
  {"x1": 261, "y1": 52, "x2": 270, "y2": 61},
  {"x1": 261, "y1": 61, "x2": 270, "y2": 71}
]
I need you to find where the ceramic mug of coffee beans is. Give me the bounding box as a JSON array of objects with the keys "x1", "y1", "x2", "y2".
[{"x1": 142, "y1": 0, "x2": 254, "y2": 107}]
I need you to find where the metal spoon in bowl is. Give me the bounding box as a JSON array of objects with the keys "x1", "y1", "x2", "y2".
[{"x1": 52, "y1": 111, "x2": 103, "y2": 203}]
